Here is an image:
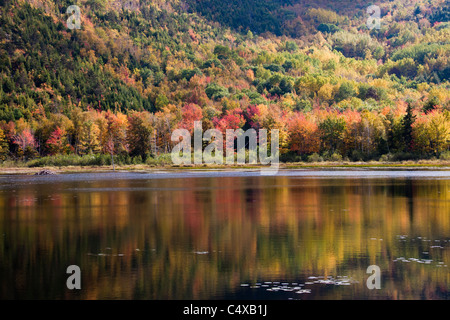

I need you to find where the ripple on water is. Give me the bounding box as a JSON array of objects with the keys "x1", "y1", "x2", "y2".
[
  {"x1": 240, "y1": 276, "x2": 358, "y2": 298},
  {"x1": 393, "y1": 235, "x2": 450, "y2": 268}
]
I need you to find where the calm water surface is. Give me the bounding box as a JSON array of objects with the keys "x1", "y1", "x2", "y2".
[{"x1": 0, "y1": 169, "x2": 449, "y2": 300}]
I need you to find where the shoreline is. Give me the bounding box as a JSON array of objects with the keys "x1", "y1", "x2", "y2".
[{"x1": 1, "y1": 160, "x2": 450, "y2": 175}]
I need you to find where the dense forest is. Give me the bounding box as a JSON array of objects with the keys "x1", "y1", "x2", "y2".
[{"x1": 0, "y1": 0, "x2": 449, "y2": 165}]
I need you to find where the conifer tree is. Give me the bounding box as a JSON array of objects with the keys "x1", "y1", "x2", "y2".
[{"x1": 401, "y1": 103, "x2": 416, "y2": 152}]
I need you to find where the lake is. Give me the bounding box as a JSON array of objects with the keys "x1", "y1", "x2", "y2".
[{"x1": 0, "y1": 169, "x2": 449, "y2": 300}]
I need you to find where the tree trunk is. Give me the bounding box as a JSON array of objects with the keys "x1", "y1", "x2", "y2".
[{"x1": 111, "y1": 152, "x2": 115, "y2": 171}]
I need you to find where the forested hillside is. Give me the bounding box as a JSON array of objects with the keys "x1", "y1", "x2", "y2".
[{"x1": 0, "y1": 0, "x2": 449, "y2": 165}]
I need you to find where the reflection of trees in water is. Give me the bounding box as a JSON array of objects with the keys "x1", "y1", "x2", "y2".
[{"x1": 0, "y1": 176, "x2": 449, "y2": 299}]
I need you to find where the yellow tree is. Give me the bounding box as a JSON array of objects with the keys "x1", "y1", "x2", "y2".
[
  {"x1": 413, "y1": 110, "x2": 450, "y2": 156},
  {"x1": 258, "y1": 103, "x2": 290, "y2": 154},
  {"x1": 127, "y1": 111, "x2": 154, "y2": 159},
  {"x1": 0, "y1": 128, "x2": 9, "y2": 161},
  {"x1": 97, "y1": 110, "x2": 128, "y2": 169},
  {"x1": 358, "y1": 110, "x2": 386, "y2": 155},
  {"x1": 79, "y1": 119, "x2": 101, "y2": 155},
  {"x1": 70, "y1": 107, "x2": 84, "y2": 155},
  {"x1": 154, "y1": 104, "x2": 180, "y2": 154}
]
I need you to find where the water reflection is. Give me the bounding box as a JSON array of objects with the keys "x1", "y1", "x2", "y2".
[{"x1": 0, "y1": 172, "x2": 449, "y2": 299}]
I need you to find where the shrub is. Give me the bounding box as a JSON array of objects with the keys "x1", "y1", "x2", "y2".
[
  {"x1": 379, "y1": 153, "x2": 394, "y2": 162},
  {"x1": 350, "y1": 150, "x2": 364, "y2": 161},
  {"x1": 280, "y1": 152, "x2": 303, "y2": 163},
  {"x1": 145, "y1": 154, "x2": 173, "y2": 166},
  {"x1": 329, "y1": 152, "x2": 343, "y2": 162},
  {"x1": 440, "y1": 151, "x2": 450, "y2": 160},
  {"x1": 391, "y1": 152, "x2": 419, "y2": 161},
  {"x1": 26, "y1": 154, "x2": 111, "y2": 167},
  {"x1": 307, "y1": 153, "x2": 323, "y2": 163}
]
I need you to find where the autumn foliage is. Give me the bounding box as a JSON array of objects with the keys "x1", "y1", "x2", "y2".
[{"x1": 0, "y1": 1, "x2": 449, "y2": 163}]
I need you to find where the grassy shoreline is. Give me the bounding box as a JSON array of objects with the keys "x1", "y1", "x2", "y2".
[{"x1": 1, "y1": 159, "x2": 450, "y2": 175}]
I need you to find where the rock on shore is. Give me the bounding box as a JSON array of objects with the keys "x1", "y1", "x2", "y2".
[{"x1": 35, "y1": 169, "x2": 57, "y2": 175}]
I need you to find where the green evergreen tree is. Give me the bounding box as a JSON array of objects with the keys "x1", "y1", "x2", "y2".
[{"x1": 401, "y1": 103, "x2": 416, "y2": 152}]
